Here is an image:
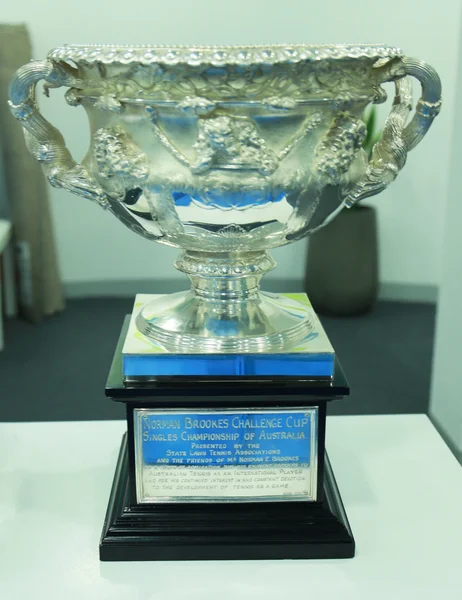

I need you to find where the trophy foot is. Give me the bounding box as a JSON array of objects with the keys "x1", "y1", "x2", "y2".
[
  {"x1": 136, "y1": 289, "x2": 315, "y2": 353},
  {"x1": 135, "y1": 250, "x2": 315, "y2": 353}
]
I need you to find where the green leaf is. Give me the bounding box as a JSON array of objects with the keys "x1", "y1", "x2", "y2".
[{"x1": 362, "y1": 106, "x2": 381, "y2": 158}]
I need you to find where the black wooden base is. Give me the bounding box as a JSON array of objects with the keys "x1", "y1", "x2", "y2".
[{"x1": 100, "y1": 434, "x2": 355, "y2": 561}]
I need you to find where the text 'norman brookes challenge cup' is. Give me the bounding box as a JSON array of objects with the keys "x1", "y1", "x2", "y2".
[{"x1": 9, "y1": 44, "x2": 441, "y2": 353}]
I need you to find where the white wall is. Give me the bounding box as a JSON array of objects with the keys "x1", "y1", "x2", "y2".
[
  {"x1": 2, "y1": 0, "x2": 459, "y2": 292},
  {"x1": 430, "y1": 11, "x2": 462, "y2": 462}
]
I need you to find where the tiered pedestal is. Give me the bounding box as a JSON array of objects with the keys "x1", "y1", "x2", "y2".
[{"x1": 100, "y1": 317, "x2": 355, "y2": 561}]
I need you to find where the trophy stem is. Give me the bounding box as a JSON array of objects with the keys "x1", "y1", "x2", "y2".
[
  {"x1": 135, "y1": 250, "x2": 315, "y2": 353},
  {"x1": 175, "y1": 250, "x2": 275, "y2": 302}
]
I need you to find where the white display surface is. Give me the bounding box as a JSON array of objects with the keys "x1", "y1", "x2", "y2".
[{"x1": 0, "y1": 415, "x2": 461, "y2": 600}]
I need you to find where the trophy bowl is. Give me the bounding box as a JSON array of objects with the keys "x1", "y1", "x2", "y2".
[{"x1": 9, "y1": 44, "x2": 441, "y2": 352}]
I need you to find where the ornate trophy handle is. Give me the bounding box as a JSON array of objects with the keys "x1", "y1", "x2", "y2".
[
  {"x1": 344, "y1": 56, "x2": 442, "y2": 207},
  {"x1": 8, "y1": 59, "x2": 108, "y2": 206}
]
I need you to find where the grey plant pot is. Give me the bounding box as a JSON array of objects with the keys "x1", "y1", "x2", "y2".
[{"x1": 305, "y1": 204, "x2": 378, "y2": 316}]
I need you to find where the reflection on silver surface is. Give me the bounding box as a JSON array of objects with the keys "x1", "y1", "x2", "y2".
[{"x1": 9, "y1": 44, "x2": 441, "y2": 352}]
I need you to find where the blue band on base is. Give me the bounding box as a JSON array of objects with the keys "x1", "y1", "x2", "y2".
[{"x1": 123, "y1": 353, "x2": 334, "y2": 377}]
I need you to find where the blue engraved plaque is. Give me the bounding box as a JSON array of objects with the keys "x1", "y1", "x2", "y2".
[{"x1": 134, "y1": 407, "x2": 318, "y2": 503}]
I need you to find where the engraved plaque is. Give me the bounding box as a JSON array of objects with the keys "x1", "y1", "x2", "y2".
[{"x1": 134, "y1": 407, "x2": 318, "y2": 503}]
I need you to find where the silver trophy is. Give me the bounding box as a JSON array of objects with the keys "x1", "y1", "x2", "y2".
[{"x1": 9, "y1": 44, "x2": 441, "y2": 353}]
